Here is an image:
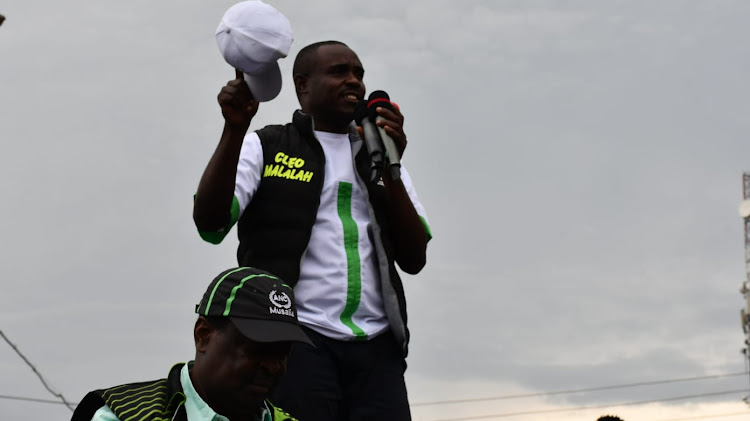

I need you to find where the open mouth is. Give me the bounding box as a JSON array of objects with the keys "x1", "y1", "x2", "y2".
[{"x1": 342, "y1": 92, "x2": 361, "y2": 103}]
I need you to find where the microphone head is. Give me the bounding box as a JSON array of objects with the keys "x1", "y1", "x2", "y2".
[
  {"x1": 367, "y1": 90, "x2": 394, "y2": 120},
  {"x1": 368, "y1": 90, "x2": 390, "y2": 101},
  {"x1": 354, "y1": 100, "x2": 368, "y2": 125}
]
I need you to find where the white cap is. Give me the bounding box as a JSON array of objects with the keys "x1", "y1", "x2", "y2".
[{"x1": 216, "y1": 1, "x2": 293, "y2": 102}]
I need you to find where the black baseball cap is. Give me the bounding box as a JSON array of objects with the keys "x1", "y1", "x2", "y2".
[{"x1": 195, "y1": 267, "x2": 312, "y2": 346}]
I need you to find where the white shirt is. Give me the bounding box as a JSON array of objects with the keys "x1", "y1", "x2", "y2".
[{"x1": 230, "y1": 129, "x2": 428, "y2": 340}]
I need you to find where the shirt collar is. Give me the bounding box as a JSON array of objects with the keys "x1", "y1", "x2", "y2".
[{"x1": 180, "y1": 362, "x2": 271, "y2": 421}]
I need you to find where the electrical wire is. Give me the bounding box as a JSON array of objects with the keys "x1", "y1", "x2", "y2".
[
  {"x1": 650, "y1": 411, "x2": 750, "y2": 421},
  {"x1": 429, "y1": 389, "x2": 747, "y2": 421},
  {"x1": 0, "y1": 329, "x2": 75, "y2": 412},
  {"x1": 0, "y1": 394, "x2": 78, "y2": 406},
  {"x1": 412, "y1": 372, "x2": 749, "y2": 407},
  {"x1": 1, "y1": 369, "x2": 746, "y2": 421}
]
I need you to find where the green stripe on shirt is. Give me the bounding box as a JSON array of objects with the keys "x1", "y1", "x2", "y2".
[{"x1": 336, "y1": 182, "x2": 366, "y2": 339}]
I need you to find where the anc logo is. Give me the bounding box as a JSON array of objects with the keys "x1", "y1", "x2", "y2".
[
  {"x1": 269, "y1": 290, "x2": 292, "y2": 309},
  {"x1": 263, "y1": 152, "x2": 314, "y2": 183},
  {"x1": 268, "y1": 290, "x2": 295, "y2": 317}
]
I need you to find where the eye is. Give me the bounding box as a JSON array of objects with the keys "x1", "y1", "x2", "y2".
[{"x1": 330, "y1": 65, "x2": 347, "y2": 75}]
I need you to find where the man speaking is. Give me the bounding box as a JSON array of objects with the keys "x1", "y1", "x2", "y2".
[{"x1": 193, "y1": 2, "x2": 432, "y2": 419}]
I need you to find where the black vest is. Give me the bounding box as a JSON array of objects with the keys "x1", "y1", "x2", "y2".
[
  {"x1": 236, "y1": 111, "x2": 325, "y2": 285},
  {"x1": 237, "y1": 111, "x2": 410, "y2": 355}
]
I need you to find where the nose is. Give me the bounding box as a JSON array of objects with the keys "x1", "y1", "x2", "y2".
[
  {"x1": 259, "y1": 355, "x2": 286, "y2": 375},
  {"x1": 345, "y1": 72, "x2": 363, "y2": 89}
]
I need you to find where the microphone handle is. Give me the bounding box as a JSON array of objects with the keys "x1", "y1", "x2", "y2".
[
  {"x1": 361, "y1": 118, "x2": 384, "y2": 182},
  {"x1": 376, "y1": 117, "x2": 401, "y2": 181}
]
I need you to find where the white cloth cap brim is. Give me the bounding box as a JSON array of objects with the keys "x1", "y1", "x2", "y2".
[{"x1": 243, "y1": 63, "x2": 282, "y2": 102}]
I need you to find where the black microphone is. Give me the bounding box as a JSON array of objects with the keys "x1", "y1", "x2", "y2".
[
  {"x1": 354, "y1": 100, "x2": 383, "y2": 182},
  {"x1": 366, "y1": 90, "x2": 401, "y2": 181}
]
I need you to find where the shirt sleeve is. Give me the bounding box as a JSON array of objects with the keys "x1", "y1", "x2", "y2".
[
  {"x1": 399, "y1": 163, "x2": 433, "y2": 241},
  {"x1": 197, "y1": 132, "x2": 264, "y2": 244},
  {"x1": 90, "y1": 405, "x2": 120, "y2": 421}
]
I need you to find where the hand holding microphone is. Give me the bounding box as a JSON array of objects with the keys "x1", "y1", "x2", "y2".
[
  {"x1": 356, "y1": 90, "x2": 407, "y2": 182},
  {"x1": 355, "y1": 101, "x2": 384, "y2": 182},
  {"x1": 367, "y1": 90, "x2": 406, "y2": 181}
]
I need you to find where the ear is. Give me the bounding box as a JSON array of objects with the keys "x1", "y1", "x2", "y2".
[
  {"x1": 194, "y1": 317, "x2": 214, "y2": 353},
  {"x1": 293, "y1": 73, "x2": 309, "y2": 97}
]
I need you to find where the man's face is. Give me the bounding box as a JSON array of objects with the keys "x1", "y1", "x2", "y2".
[
  {"x1": 193, "y1": 318, "x2": 291, "y2": 417},
  {"x1": 303, "y1": 44, "x2": 366, "y2": 129}
]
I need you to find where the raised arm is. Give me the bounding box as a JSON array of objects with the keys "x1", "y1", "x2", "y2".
[
  {"x1": 375, "y1": 106, "x2": 429, "y2": 274},
  {"x1": 193, "y1": 70, "x2": 259, "y2": 232}
]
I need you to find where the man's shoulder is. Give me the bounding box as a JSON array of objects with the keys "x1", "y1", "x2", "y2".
[
  {"x1": 256, "y1": 123, "x2": 291, "y2": 138},
  {"x1": 256, "y1": 110, "x2": 315, "y2": 143},
  {"x1": 71, "y1": 364, "x2": 185, "y2": 421},
  {"x1": 255, "y1": 120, "x2": 299, "y2": 142},
  {"x1": 73, "y1": 378, "x2": 172, "y2": 421}
]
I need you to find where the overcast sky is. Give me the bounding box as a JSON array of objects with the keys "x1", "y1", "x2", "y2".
[{"x1": 2, "y1": 1, "x2": 750, "y2": 420}]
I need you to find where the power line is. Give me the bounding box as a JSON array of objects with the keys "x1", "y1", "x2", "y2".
[
  {"x1": 0, "y1": 329, "x2": 75, "y2": 412},
  {"x1": 412, "y1": 372, "x2": 749, "y2": 407},
  {"x1": 650, "y1": 411, "x2": 750, "y2": 421},
  {"x1": 429, "y1": 389, "x2": 747, "y2": 420},
  {"x1": 0, "y1": 394, "x2": 78, "y2": 406}
]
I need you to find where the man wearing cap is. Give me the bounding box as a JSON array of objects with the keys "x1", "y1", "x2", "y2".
[
  {"x1": 193, "y1": 4, "x2": 431, "y2": 420},
  {"x1": 71, "y1": 267, "x2": 309, "y2": 421}
]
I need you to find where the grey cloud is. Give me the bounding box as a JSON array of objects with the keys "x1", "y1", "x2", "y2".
[{"x1": 3, "y1": 0, "x2": 750, "y2": 418}]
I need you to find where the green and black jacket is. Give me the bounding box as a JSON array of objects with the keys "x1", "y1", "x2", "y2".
[{"x1": 71, "y1": 363, "x2": 296, "y2": 421}]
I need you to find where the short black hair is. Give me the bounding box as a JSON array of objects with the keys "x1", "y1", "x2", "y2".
[
  {"x1": 203, "y1": 316, "x2": 231, "y2": 331},
  {"x1": 597, "y1": 416, "x2": 624, "y2": 421},
  {"x1": 292, "y1": 40, "x2": 348, "y2": 77}
]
